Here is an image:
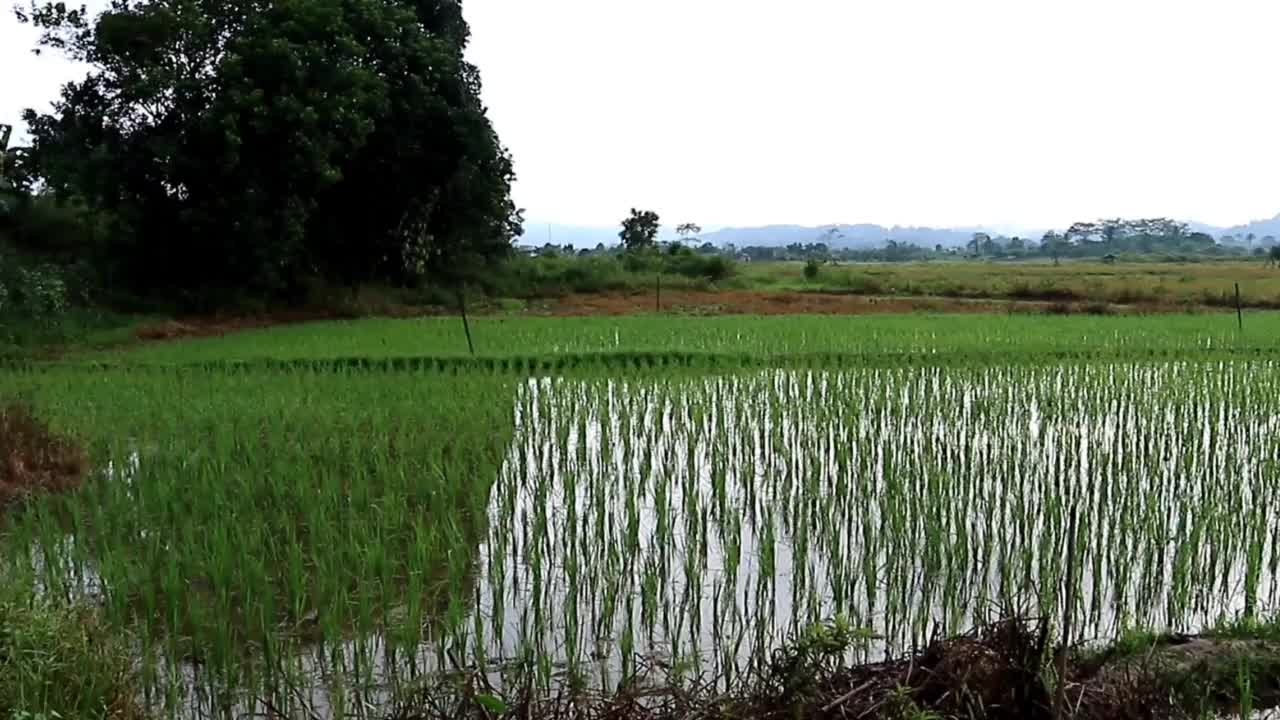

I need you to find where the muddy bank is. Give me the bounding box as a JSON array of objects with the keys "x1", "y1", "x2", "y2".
[
  {"x1": 1077, "y1": 633, "x2": 1280, "y2": 719},
  {"x1": 0, "y1": 402, "x2": 86, "y2": 508},
  {"x1": 127, "y1": 290, "x2": 1193, "y2": 346},
  {"x1": 382, "y1": 618, "x2": 1280, "y2": 720}
]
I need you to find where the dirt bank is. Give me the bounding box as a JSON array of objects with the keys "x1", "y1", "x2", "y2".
[
  {"x1": 0, "y1": 402, "x2": 87, "y2": 508},
  {"x1": 388, "y1": 618, "x2": 1280, "y2": 720},
  {"x1": 129, "y1": 290, "x2": 1168, "y2": 345}
]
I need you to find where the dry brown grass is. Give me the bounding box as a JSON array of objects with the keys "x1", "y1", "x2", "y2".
[{"x1": 0, "y1": 402, "x2": 87, "y2": 508}]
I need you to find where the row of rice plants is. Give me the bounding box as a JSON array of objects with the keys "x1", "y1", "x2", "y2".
[{"x1": 87, "y1": 312, "x2": 1280, "y2": 366}]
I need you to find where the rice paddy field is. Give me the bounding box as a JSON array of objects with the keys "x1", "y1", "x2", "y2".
[
  {"x1": 2, "y1": 312, "x2": 1280, "y2": 718},
  {"x1": 75, "y1": 312, "x2": 1280, "y2": 366}
]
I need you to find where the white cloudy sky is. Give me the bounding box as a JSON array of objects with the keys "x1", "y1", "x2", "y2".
[{"x1": 5, "y1": 0, "x2": 1280, "y2": 230}]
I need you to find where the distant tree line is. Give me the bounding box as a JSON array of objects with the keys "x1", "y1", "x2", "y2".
[{"x1": 577, "y1": 218, "x2": 1274, "y2": 265}]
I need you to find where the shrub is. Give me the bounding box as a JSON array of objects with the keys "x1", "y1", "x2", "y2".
[
  {"x1": 804, "y1": 259, "x2": 821, "y2": 280},
  {"x1": 0, "y1": 247, "x2": 72, "y2": 320},
  {"x1": 2, "y1": 196, "x2": 103, "y2": 264},
  {"x1": 485, "y1": 255, "x2": 631, "y2": 297},
  {"x1": 663, "y1": 253, "x2": 735, "y2": 282}
]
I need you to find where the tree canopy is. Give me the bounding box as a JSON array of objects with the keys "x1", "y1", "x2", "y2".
[
  {"x1": 15, "y1": 0, "x2": 522, "y2": 307},
  {"x1": 620, "y1": 209, "x2": 660, "y2": 252}
]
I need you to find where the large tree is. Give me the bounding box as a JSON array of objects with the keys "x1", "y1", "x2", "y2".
[
  {"x1": 619, "y1": 208, "x2": 660, "y2": 252},
  {"x1": 16, "y1": 0, "x2": 521, "y2": 306}
]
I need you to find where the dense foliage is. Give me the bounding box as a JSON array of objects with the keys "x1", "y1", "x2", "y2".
[
  {"x1": 619, "y1": 208, "x2": 660, "y2": 251},
  {"x1": 484, "y1": 250, "x2": 733, "y2": 297},
  {"x1": 15, "y1": 0, "x2": 521, "y2": 308}
]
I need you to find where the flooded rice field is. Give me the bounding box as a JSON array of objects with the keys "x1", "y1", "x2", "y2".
[
  {"x1": 4, "y1": 362, "x2": 1280, "y2": 717},
  {"x1": 479, "y1": 365, "x2": 1279, "y2": 680}
]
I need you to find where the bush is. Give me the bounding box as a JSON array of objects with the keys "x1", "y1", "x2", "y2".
[
  {"x1": 0, "y1": 244, "x2": 76, "y2": 323},
  {"x1": 803, "y1": 259, "x2": 821, "y2": 280},
  {"x1": 485, "y1": 255, "x2": 631, "y2": 297},
  {"x1": 1, "y1": 196, "x2": 103, "y2": 264},
  {"x1": 0, "y1": 243, "x2": 136, "y2": 354},
  {"x1": 483, "y1": 252, "x2": 735, "y2": 298},
  {"x1": 663, "y1": 253, "x2": 735, "y2": 282}
]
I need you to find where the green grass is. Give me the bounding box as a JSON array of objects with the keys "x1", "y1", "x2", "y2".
[
  {"x1": 0, "y1": 309, "x2": 148, "y2": 360},
  {"x1": 1208, "y1": 614, "x2": 1280, "y2": 643},
  {"x1": 67, "y1": 312, "x2": 1280, "y2": 368},
  {"x1": 0, "y1": 594, "x2": 139, "y2": 720},
  {"x1": 736, "y1": 258, "x2": 1280, "y2": 308}
]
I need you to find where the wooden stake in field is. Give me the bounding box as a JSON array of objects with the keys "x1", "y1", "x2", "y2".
[
  {"x1": 1236, "y1": 283, "x2": 1244, "y2": 332},
  {"x1": 458, "y1": 288, "x2": 475, "y2": 355},
  {"x1": 656, "y1": 273, "x2": 662, "y2": 313}
]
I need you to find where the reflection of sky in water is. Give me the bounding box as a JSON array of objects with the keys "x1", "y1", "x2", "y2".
[{"x1": 478, "y1": 364, "x2": 1280, "y2": 686}]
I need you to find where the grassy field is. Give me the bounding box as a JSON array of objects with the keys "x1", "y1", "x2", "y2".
[
  {"x1": 63, "y1": 311, "x2": 1280, "y2": 368},
  {"x1": 3, "y1": 312, "x2": 1280, "y2": 717},
  {"x1": 3, "y1": 258, "x2": 1275, "y2": 365},
  {"x1": 734, "y1": 258, "x2": 1280, "y2": 308}
]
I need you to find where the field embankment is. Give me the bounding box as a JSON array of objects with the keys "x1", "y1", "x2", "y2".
[{"x1": 58, "y1": 312, "x2": 1280, "y2": 370}]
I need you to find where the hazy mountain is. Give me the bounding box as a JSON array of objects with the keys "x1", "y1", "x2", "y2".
[
  {"x1": 522, "y1": 214, "x2": 1280, "y2": 250},
  {"x1": 521, "y1": 222, "x2": 1002, "y2": 250},
  {"x1": 520, "y1": 222, "x2": 706, "y2": 248},
  {"x1": 1221, "y1": 213, "x2": 1280, "y2": 239},
  {"x1": 698, "y1": 224, "x2": 990, "y2": 250}
]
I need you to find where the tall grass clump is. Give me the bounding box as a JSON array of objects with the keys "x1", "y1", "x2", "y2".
[{"x1": 0, "y1": 593, "x2": 140, "y2": 720}]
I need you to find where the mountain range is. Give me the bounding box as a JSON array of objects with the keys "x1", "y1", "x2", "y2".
[
  {"x1": 523, "y1": 213, "x2": 1280, "y2": 250},
  {"x1": 1217, "y1": 214, "x2": 1280, "y2": 239}
]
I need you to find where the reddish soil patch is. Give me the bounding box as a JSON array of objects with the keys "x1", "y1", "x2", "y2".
[
  {"x1": 133, "y1": 309, "x2": 350, "y2": 342},
  {"x1": 0, "y1": 403, "x2": 88, "y2": 509},
  {"x1": 537, "y1": 290, "x2": 1052, "y2": 316},
  {"x1": 128, "y1": 290, "x2": 1162, "y2": 345}
]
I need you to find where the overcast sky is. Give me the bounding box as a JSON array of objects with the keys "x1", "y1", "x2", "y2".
[{"x1": 5, "y1": 1, "x2": 1280, "y2": 230}]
